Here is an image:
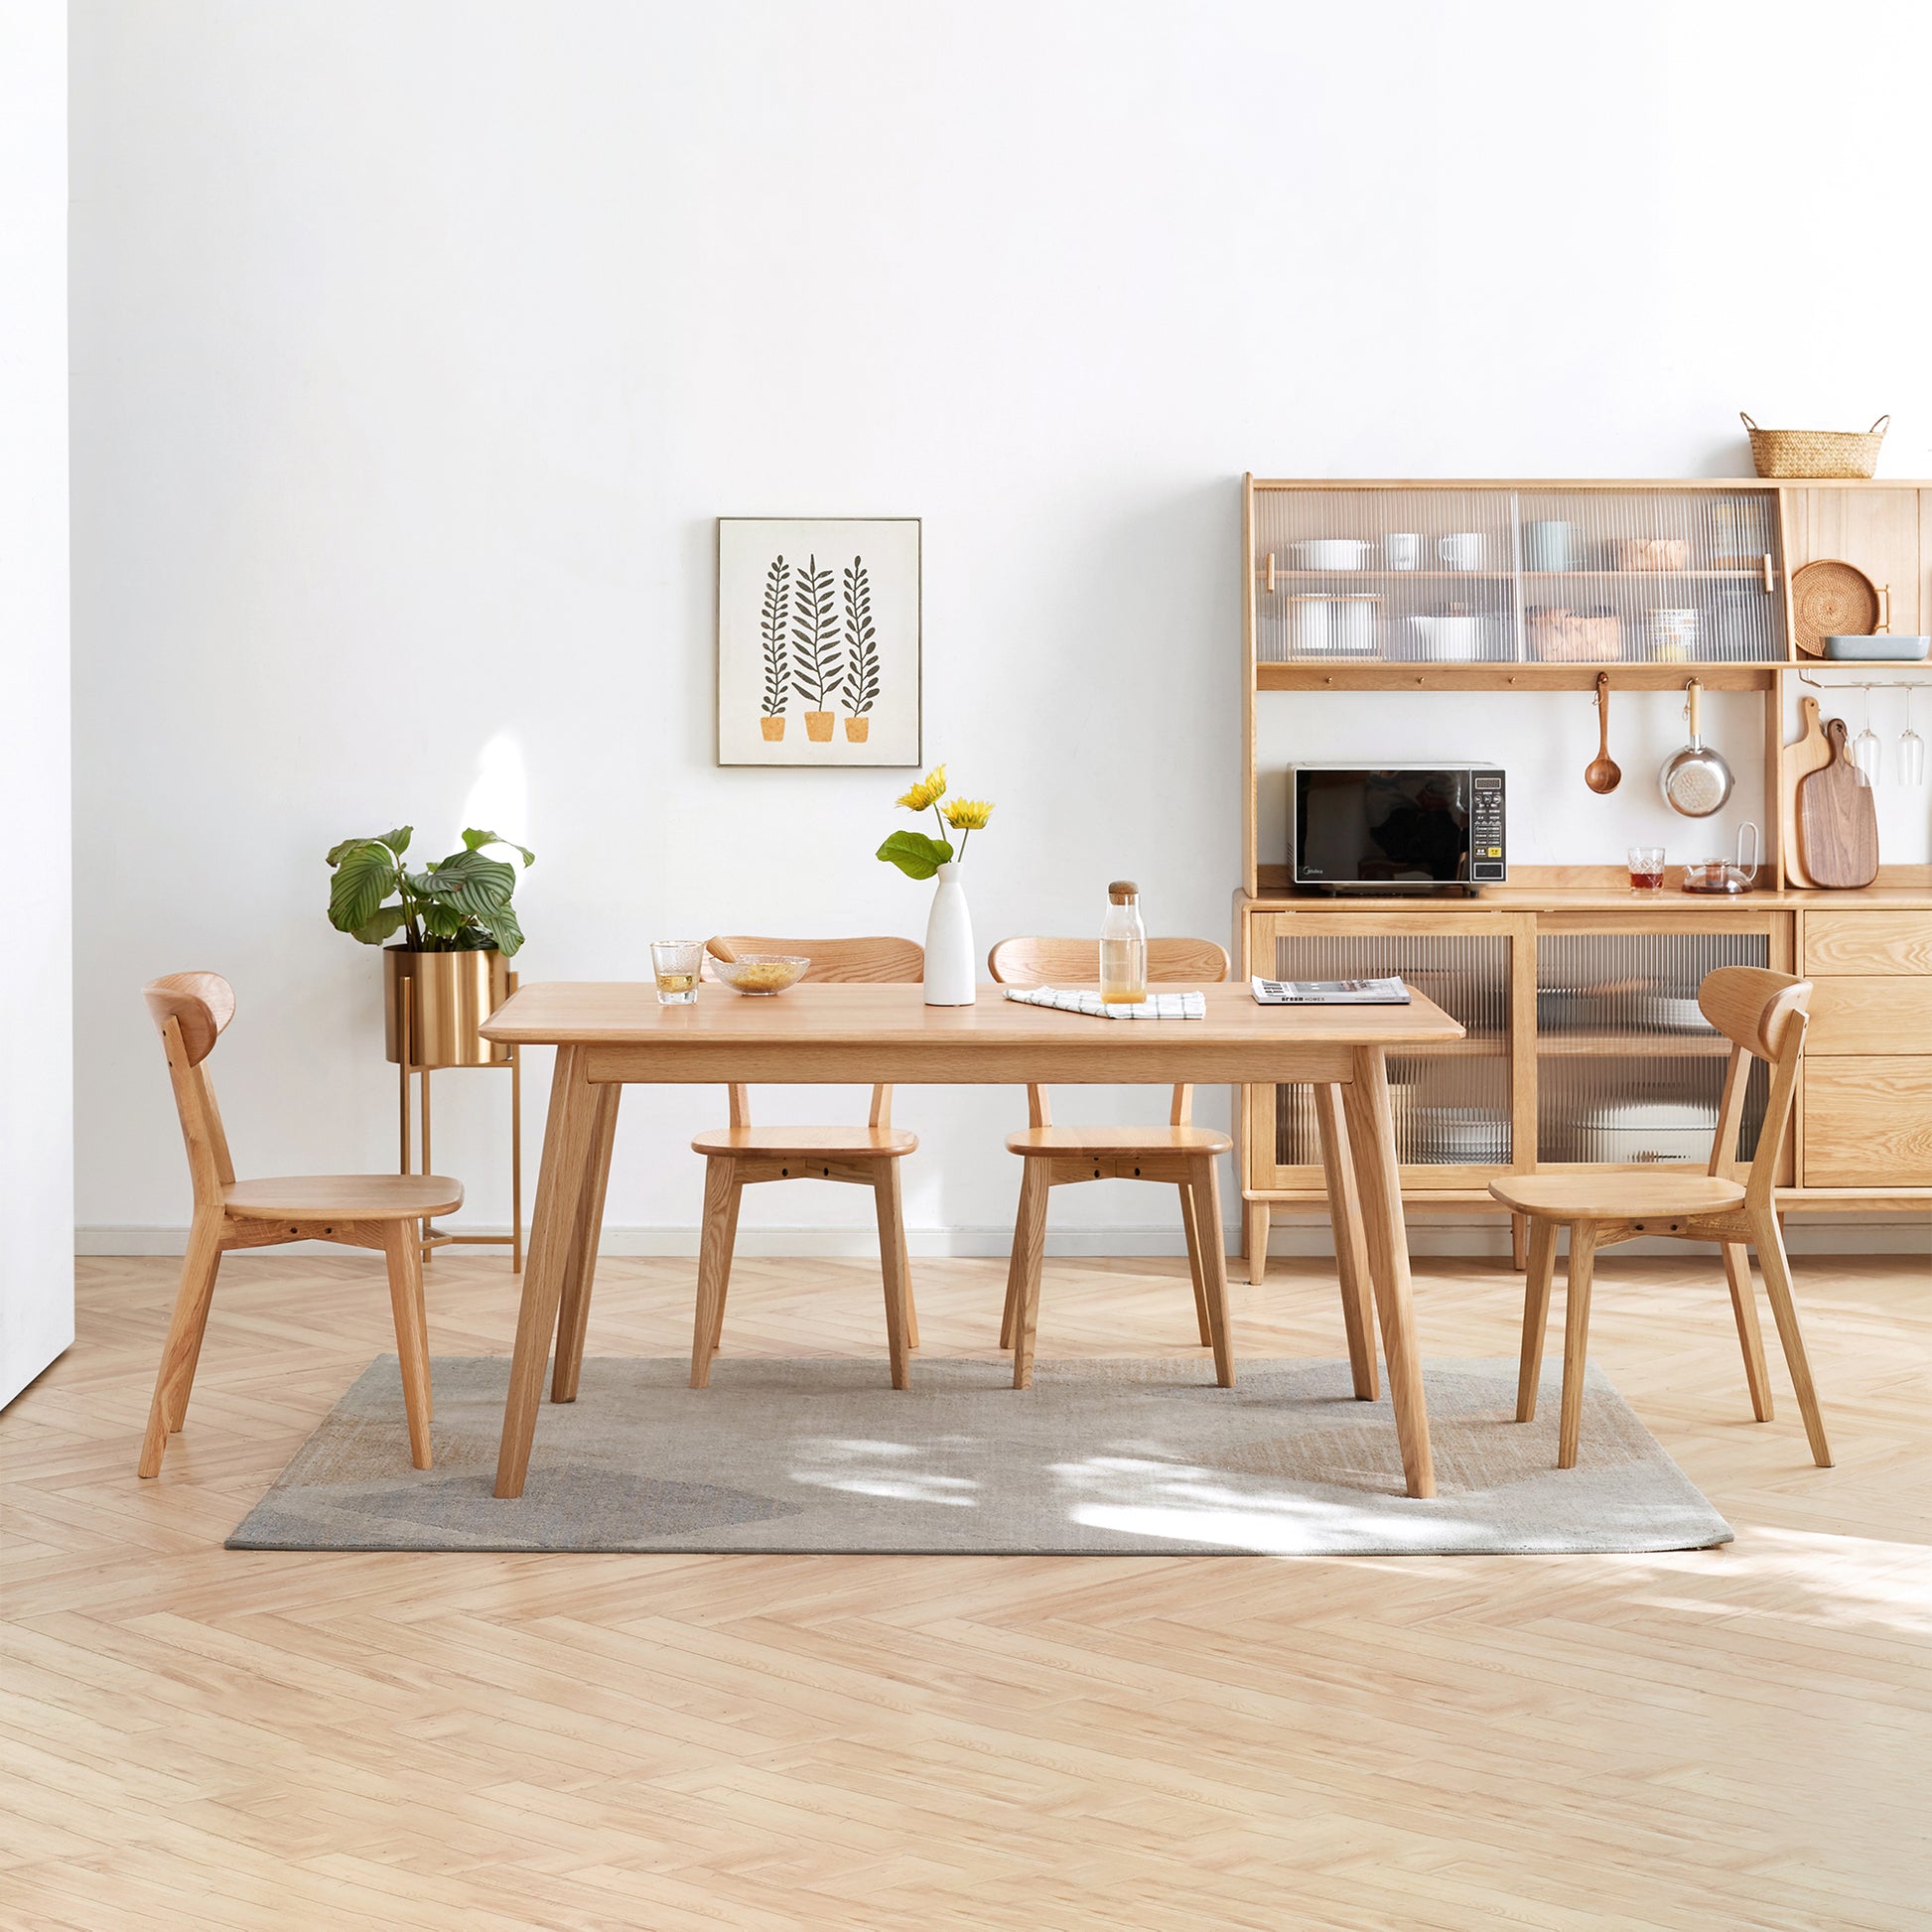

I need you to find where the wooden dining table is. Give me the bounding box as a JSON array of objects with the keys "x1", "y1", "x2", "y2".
[{"x1": 479, "y1": 980, "x2": 1465, "y2": 1500}]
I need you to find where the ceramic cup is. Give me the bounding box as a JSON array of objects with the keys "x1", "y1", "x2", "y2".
[
  {"x1": 1439, "y1": 532, "x2": 1483, "y2": 571},
  {"x1": 1525, "y1": 520, "x2": 1579, "y2": 572},
  {"x1": 1384, "y1": 532, "x2": 1421, "y2": 571}
]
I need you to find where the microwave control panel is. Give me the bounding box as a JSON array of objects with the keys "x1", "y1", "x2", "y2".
[{"x1": 1469, "y1": 771, "x2": 1506, "y2": 881}]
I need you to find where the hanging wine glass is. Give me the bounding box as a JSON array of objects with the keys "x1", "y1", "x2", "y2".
[
  {"x1": 1901, "y1": 685, "x2": 1925, "y2": 787},
  {"x1": 1852, "y1": 686, "x2": 1883, "y2": 787}
]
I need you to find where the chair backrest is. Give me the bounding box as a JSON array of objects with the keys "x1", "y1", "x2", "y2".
[
  {"x1": 986, "y1": 935, "x2": 1232, "y2": 1128},
  {"x1": 1700, "y1": 965, "x2": 1812, "y2": 1207},
  {"x1": 716, "y1": 937, "x2": 923, "y2": 1129},
  {"x1": 143, "y1": 972, "x2": 238, "y2": 1210}
]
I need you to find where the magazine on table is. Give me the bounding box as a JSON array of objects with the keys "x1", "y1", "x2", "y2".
[{"x1": 1249, "y1": 975, "x2": 1410, "y2": 1006}]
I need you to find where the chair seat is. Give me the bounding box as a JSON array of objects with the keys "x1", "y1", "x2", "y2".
[
  {"x1": 1006, "y1": 1124, "x2": 1233, "y2": 1158},
  {"x1": 223, "y1": 1174, "x2": 465, "y2": 1220},
  {"x1": 691, "y1": 1125, "x2": 917, "y2": 1160},
  {"x1": 1488, "y1": 1173, "x2": 1745, "y2": 1220}
]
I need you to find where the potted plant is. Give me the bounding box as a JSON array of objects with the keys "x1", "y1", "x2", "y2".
[
  {"x1": 759, "y1": 555, "x2": 789, "y2": 742},
  {"x1": 791, "y1": 554, "x2": 843, "y2": 743},
  {"x1": 326, "y1": 827, "x2": 534, "y2": 1066},
  {"x1": 876, "y1": 764, "x2": 995, "y2": 1005}
]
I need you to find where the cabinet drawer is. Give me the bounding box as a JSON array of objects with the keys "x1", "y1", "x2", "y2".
[
  {"x1": 1803, "y1": 1059, "x2": 1932, "y2": 1185},
  {"x1": 1807, "y1": 978, "x2": 1932, "y2": 1055},
  {"x1": 1803, "y1": 910, "x2": 1932, "y2": 976}
]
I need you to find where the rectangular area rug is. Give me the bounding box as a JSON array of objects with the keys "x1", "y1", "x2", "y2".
[{"x1": 228, "y1": 1357, "x2": 1731, "y2": 1556}]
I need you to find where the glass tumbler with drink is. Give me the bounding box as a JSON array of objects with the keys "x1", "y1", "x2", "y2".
[
  {"x1": 1628, "y1": 847, "x2": 1666, "y2": 893},
  {"x1": 1100, "y1": 881, "x2": 1147, "y2": 1004},
  {"x1": 651, "y1": 939, "x2": 704, "y2": 1005}
]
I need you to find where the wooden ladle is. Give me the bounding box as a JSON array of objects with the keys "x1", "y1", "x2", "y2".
[{"x1": 1585, "y1": 672, "x2": 1621, "y2": 793}]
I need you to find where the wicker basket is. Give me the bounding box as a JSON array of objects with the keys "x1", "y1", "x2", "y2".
[{"x1": 1740, "y1": 411, "x2": 1888, "y2": 480}]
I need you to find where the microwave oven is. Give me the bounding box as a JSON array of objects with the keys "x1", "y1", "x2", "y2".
[{"x1": 1290, "y1": 763, "x2": 1507, "y2": 890}]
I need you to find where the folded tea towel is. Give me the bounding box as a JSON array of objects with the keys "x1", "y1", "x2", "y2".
[{"x1": 1003, "y1": 986, "x2": 1206, "y2": 1020}]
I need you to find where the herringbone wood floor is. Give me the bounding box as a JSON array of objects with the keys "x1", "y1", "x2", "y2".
[{"x1": 3, "y1": 1245, "x2": 1929, "y2": 1929}]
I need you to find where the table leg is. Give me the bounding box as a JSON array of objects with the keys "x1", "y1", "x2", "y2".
[
  {"x1": 1188, "y1": 1153, "x2": 1234, "y2": 1387},
  {"x1": 1313, "y1": 1083, "x2": 1378, "y2": 1402},
  {"x1": 1340, "y1": 1045, "x2": 1436, "y2": 1499},
  {"x1": 493, "y1": 1046, "x2": 602, "y2": 1498},
  {"x1": 552, "y1": 1080, "x2": 620, "y2": 1403}
]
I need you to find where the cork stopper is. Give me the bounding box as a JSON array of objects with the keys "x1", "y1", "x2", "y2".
[{"x1": 1108, "y1": 880, "x2": 1139, "y2": 903}]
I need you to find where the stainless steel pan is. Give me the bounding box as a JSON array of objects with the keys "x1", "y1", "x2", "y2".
[{"x1": 1659, "y1": 679, "x2": 1732, "y2": 817}]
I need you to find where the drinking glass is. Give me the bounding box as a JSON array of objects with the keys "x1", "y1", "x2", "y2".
[
  {"x1": 1901, "y1": 687, "x2": 1925, "y2": 786},
  {"x1": 1627, "y1": 846, "x2": 1665, "y2": 892},
  {"x1": 1853, "y1": 689, "x2": 1883, "y2": 787},
  {"x1": 651, "y1": 939, "x2": 704, "y2": 1005}
]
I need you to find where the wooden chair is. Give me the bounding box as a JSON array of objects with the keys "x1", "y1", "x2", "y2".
[
  {"x1": 138, "y1": 972, "x2": 462, "y2": 1477},
  {"x1": 1489, "y1": 965, "x2": 1831, "y2": 1470},
  {"x1": 686, "y1": 937, "x2": 923, "y2": 1391},
  {"x1": 986, "y1": 936, "x2": 1234, "y2": 1387}
]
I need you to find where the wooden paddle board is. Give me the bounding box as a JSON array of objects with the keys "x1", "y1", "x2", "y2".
[
  {"x1": 1799, "y1": 717, "x2": 1879, "y2": 890},
  {"x1": 1780, "y1": 695, "x2": 1832, "y2": 888}
]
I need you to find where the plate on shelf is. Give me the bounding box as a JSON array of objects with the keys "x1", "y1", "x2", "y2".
[
  {"x1": 1791, "y1": 559, "x2": 1880, "y2": 658},
  {"x1": 1822, "y1": 633, "x2": 1930, "y2": 661}
]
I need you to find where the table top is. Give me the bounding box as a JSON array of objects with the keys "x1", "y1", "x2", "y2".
[{"x1": 482, "y1": 981, "x2": 1465, "y2": 1048}]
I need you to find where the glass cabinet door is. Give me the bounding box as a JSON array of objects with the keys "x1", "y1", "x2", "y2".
[
  {"x1": 1534, "y1": 916, "x2": 1790, "y2": 1173},
  {"x1": 1246, "y1": 912, "x2": 1534, "y2": 1190}
]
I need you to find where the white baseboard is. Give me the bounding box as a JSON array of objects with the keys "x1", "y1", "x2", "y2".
[{"x1": 77, "y1": 1216, "x2": 1932, "y2": 1261}]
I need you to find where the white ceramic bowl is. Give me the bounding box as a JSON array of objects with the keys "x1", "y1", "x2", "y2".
[{"x1": 1291, "y1": 538, "x2": 1371, "y2": 571}]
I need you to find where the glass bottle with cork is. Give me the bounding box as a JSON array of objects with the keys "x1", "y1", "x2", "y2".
[{"x1": 1100, "y1": 880, "x2": 1147, "y2": 1004}]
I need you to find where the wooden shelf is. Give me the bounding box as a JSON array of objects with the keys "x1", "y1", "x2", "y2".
[
  {"x1": 1256, "y1": 660, "x2": 1781, "y2": 691},
  {"x1": 1536, "y1": 1031, "x2": 1728, "y2": 1057}
]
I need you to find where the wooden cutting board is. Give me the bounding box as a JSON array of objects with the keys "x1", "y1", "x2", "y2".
[
  {"x1": 1780, "y1": 696, "x2": 1832, "y2": 889},
  {"x1": 1799, "y1": 717, "x2": 1879, "y2": 889}
]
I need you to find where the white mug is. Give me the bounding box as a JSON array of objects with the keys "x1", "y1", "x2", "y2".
[
  {"x1": 1439, "y1": 532, "x2": 1483, "y2": 571},
  {"x1": 1384, "y1": 533, "x2": 1421, "y2": 570}
]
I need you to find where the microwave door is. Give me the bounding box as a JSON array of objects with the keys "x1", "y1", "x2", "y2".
[
  {"x1": 1299, "y1": 781, "x2": 1372, "y2": 883},
  {"x1": 1364, "y1": 771, "x2": 1461, "y2": 883}
]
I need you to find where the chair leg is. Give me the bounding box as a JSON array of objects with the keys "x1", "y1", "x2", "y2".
[
  {"x1": 873, "y1": 1159, "x2": 913, "y2": 1390},
  {"x1": 690, "y1": 1156, "x2": 738, "y2": 1389},
  {"x1": 1510, "y1": 1212, "x2": 1529, "y2": 1274},
  {"x1": 999, "y1": 1166, "x2": 1031, "y2": 1350},
  {"x1": 897, "y1": 1209, "x2": 919, "y2": 1351},
  {"x1": 1188, "y1": 1153, "x2": 1235, "y2": 1388},
  {"x1": 138, "y1": 1207, "x2": 225, "y2": 1477},
  {"x1": 1722, "y1": 1242, "x2": 1774, "y2": 1423},
  {"x1": 1516, "y1": 1216, "x2": 1559, "y2": 1423},
  {"x1": 1009, "y1": 1160, "x2": 1050, "y2": 1389},
  {"x1": 1750, "y1": 1208, "x2": 1833, "y2": 1467},
  {"x1": 709, "y1": 1171, "x2": 744, "y2": 1356},
  {"x1": 382, "y1": 1223, "x2": 434, "y2": 1469},
  {"x1": 1177, "y1": 1182, "x2": 1213, "y2": 1347},
  {"x1": 1557, "y1": 1221, "x2": 1598, "y2": 1469}
]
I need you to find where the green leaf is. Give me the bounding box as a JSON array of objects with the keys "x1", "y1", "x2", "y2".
[
  {"x1": 351, "y1": 904, "x2": 407, "y2": 946},
  {"x1": 327, "y1": 827, "x2": 410, "y2": 868},
  {"x1": 420, "y1": 900, "x2": 467, "y2": 941},
  {"x1": 419, "y1": 848, "x2": 516, "y2": 919},
  {"x1": 485, "y1": 902, "x2": 524, "y2": 957},
  {"x1": 876, "y1": 830, "x2": 953, "y2": 881},
  {"x1": 328, "y1": 844, "x2": 401, "y2": 934},
  {"x1": 462, "y1": 828, "x2": 535, "y2": 868}
]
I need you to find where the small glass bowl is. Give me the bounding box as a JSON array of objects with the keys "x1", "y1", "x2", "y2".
[{"x1": 711, "y1": 954, "x2": 810, "y2": 996}]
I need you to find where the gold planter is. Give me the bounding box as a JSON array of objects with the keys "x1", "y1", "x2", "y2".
[{"x1": 383, "y1": 948, "x2": 510, "y2": 1066}]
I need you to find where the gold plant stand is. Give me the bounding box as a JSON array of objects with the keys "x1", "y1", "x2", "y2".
[{"x1": 398, "y1": 969, "x2": 523, "y2": 1271}]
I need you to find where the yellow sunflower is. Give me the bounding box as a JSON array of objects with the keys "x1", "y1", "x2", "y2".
[
  {"x1": 896, "y1": 764, "x2": 947, "y2": 812},
  {"x1": 941, "y1": 797, "x2": 994, "y2": 831}
]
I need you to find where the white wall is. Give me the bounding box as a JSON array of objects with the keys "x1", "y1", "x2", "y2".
[
  {"x1": 70, "y1": 0, "x2": 1932, "y2": 1258},
  {"x1": 1, "y1": 0, "x2": 72, "y2": 1401}
]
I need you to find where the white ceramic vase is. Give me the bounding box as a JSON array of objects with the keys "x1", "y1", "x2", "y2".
[{"x1": 922, "y1": 862, "x2": 976, "y2": 1006}]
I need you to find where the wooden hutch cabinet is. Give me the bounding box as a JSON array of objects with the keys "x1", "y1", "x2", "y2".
[{"x1": 1235, "y1": 475, "x2": 1932, "y2": 1277}]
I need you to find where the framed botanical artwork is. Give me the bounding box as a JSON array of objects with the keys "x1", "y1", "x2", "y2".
[{"x1": 717, "y1": 517, "x2": 921, "y2": 766}]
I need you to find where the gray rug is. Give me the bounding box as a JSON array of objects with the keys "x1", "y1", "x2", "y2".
[{"x1": 227, "y1": 1357, "x2": 1731, "y2": 1556}]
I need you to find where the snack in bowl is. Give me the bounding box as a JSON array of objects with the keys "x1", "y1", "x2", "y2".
[{"x1": 712, "y1": 954, "x2": 809, "y2": 995}]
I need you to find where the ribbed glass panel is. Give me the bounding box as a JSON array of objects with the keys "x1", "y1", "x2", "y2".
[
  {"x1": 1537, "y1": 930, "x2": 1770, "y2": 1164},
  {"x1": 1252, "y1": 485, "x2": 1787, "y2": 665},
  {"x1": 1272, "y1": 932, "x2": 1510, "y2": 1168}
]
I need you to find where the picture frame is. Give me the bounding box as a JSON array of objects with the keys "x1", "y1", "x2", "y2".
[{"x1": 717, "y1": 516, "x2": 922, "y2": 766}]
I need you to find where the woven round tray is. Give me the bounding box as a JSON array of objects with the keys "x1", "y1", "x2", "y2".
[
  {"x1": 1741, "y1": 412, "x2": 1888, "y2": 480},
  {"x1": 1791, "y1": 558, "x2": 1880, "y2": 657}
]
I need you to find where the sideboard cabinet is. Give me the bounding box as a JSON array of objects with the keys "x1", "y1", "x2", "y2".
[{"x1": 1235, "y1": 889, "x2": 1932, "y2": 1277}]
